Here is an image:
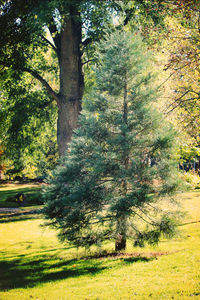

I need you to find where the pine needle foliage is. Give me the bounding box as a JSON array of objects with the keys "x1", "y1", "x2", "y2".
[{"x1": 43, "y1": 29, "x2": 180, "y2": 250}]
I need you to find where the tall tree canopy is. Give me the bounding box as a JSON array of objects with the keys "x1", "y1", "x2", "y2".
[
  {"x1": 164, "y1": 1, "x2": 200, "y2": 140},
  {"x1": 0, "y1": 0, "x2": 118, "y2": 156},
  {"x1": 0, "y1": 0, "x2": 172, "y2": 160},
  {"x1": 1, "y1": 0, "x2": 198, "y2": 175}
]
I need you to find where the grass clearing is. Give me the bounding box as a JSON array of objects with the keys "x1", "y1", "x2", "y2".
[
  {"x1": 0, "y1": 183, "x2": 42, "y2": 208},
  {"x1": 0, "y1": 190, "x2": 200, "y2": 299}
]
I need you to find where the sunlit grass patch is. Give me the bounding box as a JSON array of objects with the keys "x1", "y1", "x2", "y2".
[{"x1": 0, "y1": 191, "x2": 200, "y2": 299}]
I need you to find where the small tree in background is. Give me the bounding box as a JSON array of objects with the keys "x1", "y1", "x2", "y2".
[{"x1": 43, "y1": 29, "x2": 180, "y2": 251}]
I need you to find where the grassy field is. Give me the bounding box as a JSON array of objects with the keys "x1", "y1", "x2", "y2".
[
  {"x1": 0, "y1": 183, "x2": 42, "y2": 208},
  {"x1": 0, "y1": 188, "x2": 200, "y2": 299}
]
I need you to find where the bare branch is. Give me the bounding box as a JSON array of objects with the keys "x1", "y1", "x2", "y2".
[
  {"x1": 82, "y1": 38, "x2": 92, "y2": 47},
  {"x1": 136, "y1": 206, "x2": 156, "y2": 223},
  {"x1": 166, "y1": 94, "x2": 200, "y2": 115},
  {"x1": 24, "y1": 68, "x2": 60, "y2": 105},
  {"x1": 198, "y1": 10, "x2": 200, "y2": 34},
  {"x1": 165, "y1": 90, "x2": 190, "y2": 111},
  {"x1": 40, "y1": 35, "x2": 57, "y2": 52},
  {"x1": 158, "y1": 70, "x2": 177, "y2": 89},
  {"x1": 82, "y1": 59, "x2": 95, "y2": 66}
]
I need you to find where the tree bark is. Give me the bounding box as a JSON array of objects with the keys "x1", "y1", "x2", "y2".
[
  {"x1": 57, "y1": 100, "x2": 81, "y2": 156},
  {"x1": 115, "y1": 77, "x2": 128, "y2": 251},
  {"x1": 115, "y1": 216, "x2": 127, "y2": 251},
  {"x1": 57, "y1": 6, "x2": 84, "y2": 156}
]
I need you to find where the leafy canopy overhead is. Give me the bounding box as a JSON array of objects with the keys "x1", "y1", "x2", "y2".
[{"x1": 0, "y1": 0, "x2": 121, "y2": 173}]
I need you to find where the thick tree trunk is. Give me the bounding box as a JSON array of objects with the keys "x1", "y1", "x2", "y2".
[
  {"x1": 57, "y1": 100, "x2": 81, "y2": 156},
  {"x1": 57, "y1": 6, "x2": 84, "y2": 156}
]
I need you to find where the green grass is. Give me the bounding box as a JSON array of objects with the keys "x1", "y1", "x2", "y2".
[
  {"x1": 0, "y1": 183, "x2": 42, "y2": 208},
  {"x1": 0, "y1": 190, "x2": 200, "y2": 299}
]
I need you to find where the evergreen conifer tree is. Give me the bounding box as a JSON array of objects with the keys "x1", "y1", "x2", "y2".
[{"x1": 43, "y1": 29, "x2": 180, "y2": 251}]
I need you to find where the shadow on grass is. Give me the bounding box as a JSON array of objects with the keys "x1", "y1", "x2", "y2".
[
  {"x1": 0, "y1": 211, "x2": 43, "y2": 224},
  {"x1": 0, "y1": 215, "x2": 42, "y2": 224},
  {"x1": 123, "y1": 256, "x2": 154, "y2": 263},
  {"x1": 2, "y1": 245, "x2": 74, "y2": 260},
  {"x1": 0, "y1": 250, "x2": 157, "y2": 290},
  {"x1": 0, "y1": 253, "x2": 107, "y2": 290}
]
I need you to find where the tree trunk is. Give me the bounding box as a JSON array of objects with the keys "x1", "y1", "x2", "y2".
[
  {"x1": 115, "y1": 215, "x2": 127, "y2": 251},
  {"x1": 115, "y1": 235, "x2": 126, "y2": 251},
  {"x1": 57, "y1": 6, "x2": 84, "y2": 156},
  {"x1": 57, "y1": 100, "x2": 81, "y2": 156},
  {"x1": 115, "y1": 76, "x2": 129, "y2": 252}
]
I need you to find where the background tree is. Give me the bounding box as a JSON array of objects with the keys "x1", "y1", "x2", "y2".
[
  {"x1": 158, "y1": 1, "x2": 200, "y2": 140},
  {"x1": 2, "y1": 0, "x2": 198, "y2": 178},
  {"x1": 0, "y1": 0, "x2": 118, "y2": 156},
  {"x1": 43, "y1": 29, "x2": 180, "y2": 251},
  {"x1": 0, "y1": 0, "x2": 175, "y2": 161},
  {"x1": 0, "y1": 69, "x2": 58, "y2": 178},
  {"x1": 0, "y1": 145, "x2": 5, "y2": 180}
]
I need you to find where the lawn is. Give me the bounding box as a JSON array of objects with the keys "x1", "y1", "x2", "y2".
[
  {"x1": 0, "y1": 183, "x2": 42, "y2": 208},
  {"x1": 0, "y1": 189, "x2": 200, "y2": 299}
]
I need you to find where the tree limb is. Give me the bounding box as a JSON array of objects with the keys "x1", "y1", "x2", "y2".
[
  {"x1": 132, "y1": 209, "x2": 156, "y2": 226},
  {"x1": 40, "y1": 35, "x2": 57, "y2": 52},
  {"x1": 82, "y1": 37, "x2": 92, "y2": 47},
  {"x1": 48, "y1": 20, "x2": 61, "y2": 55},
  {"x1": 82, "y1": 59, "x2": 95, "y2": 66},
  {"x1": 198, "y1": 10, "x2": 200, "y2": 34},
  {"x1": 165, "y1": 90, "x2": 190, "y2": 112},
  {"x1": 24, "y1": 68, "x2": 60, "y2": 105}
]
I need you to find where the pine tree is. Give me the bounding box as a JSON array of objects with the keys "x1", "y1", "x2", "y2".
[{"x1": 43, "y1": 29, "x2": 180, "y2": 251}]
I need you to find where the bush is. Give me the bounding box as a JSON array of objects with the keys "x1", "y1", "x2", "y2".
[{"x1": 180, "y1": 171, "x2": 200, "y2": 190}]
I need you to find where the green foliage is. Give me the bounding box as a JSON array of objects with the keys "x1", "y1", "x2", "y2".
[
  {"x1": 0, "y1": 69, "x2": 58, "y2": 178},
  {"x1": 134, "y1": 215, "x2": 177, "y2": 247},
  {"x1": 179, "y1": 145, "x2": 200, "y2": 163},
  {"x1": 1, "y1": 0, "x2": 187, "y2": 177},
  {"x1": 180, "y1": 171, "x2": 200, "y2": 190},
  {"x1": 0, "y1": 0, "x2": 116, "y2": 167},
  {"x1": 43, "y1": 29, "x2": 181, "y2": 250},
  {"x1": 160, "y1": 2, "x2": 200, "y2": 140}
]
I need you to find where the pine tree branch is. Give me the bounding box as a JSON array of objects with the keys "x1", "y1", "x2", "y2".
[
  {"x1": 198, "y1": 10, "x2": 200, "y2": 34},
  {"x1": 23, "y1": 68, "x2": 60, "y2": 105},
  {"x1": 97, "y1": 179, "x2": 115, "y2": 184},
  {"x1": 145, "y1": 202, "x2": 163, "y2": 213},
  {"x1": 132, "y1": 209, "x2": 156, "y2": 226},
  {"x1": 89, "y1": 216, "x2": 113, "y2": 225},
  {"x1": 136, "y1": 206, "x2": 157, "y2": 224},
  {"x1": 178, "y1": 219, "x2": 200, "y2": 227}
]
